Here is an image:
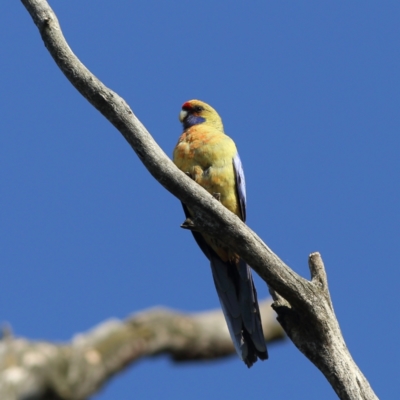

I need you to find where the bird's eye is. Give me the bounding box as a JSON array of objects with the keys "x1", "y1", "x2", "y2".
[{"x1": 193, "y1": 106, "x2": 203, "y2": 113}]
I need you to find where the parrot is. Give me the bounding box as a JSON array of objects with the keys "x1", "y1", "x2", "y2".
[{"x1": 173, "y1": 99, "x2": 268, "y2": 367}]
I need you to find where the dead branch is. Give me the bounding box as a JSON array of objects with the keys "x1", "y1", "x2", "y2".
[{"x1": 18, "y1": 1, "x2": 378, "y2": 399}]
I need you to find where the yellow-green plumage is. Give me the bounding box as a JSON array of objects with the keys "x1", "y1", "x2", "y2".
[
  {"x1": 173, "y1": 126, "x2": 241, "y2": 217},
  {"x1": 173, "y1": 99, "x2": 268, "y2": 367}
]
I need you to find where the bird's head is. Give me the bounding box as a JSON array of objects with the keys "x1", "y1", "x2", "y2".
[{"x1": 179, "y1": 100, "x2": 224, "y2": 132}]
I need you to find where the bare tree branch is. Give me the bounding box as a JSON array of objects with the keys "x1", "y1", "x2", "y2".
[
  {"x1": 271, "y1": 253, "x2": 376, "y2": 400},
  {"x1": 0, "y1": 301, "x2": 283, "y2": 400},
  {"x1": 18, "y1": 1, "x2": 378, "y2": 399}
]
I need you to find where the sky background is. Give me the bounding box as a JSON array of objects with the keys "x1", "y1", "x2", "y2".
[{"x1": 1, "y1": 1, "x2": 399, "y2": 399}]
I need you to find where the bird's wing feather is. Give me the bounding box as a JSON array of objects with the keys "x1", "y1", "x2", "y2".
[{"x1": 233, "y1": 152, "x2": 247, "y2": 222}]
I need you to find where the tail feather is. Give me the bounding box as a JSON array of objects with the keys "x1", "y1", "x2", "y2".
[
  {"x1": 210, "y1": 254, "x2": 268, "y2": 367},
  {"x1": 180, "y1": 204, "x2": 268, "y2": 366}
]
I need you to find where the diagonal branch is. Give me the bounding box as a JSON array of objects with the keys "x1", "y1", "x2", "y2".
[
  {"x1": 19, "y1": 1, "x2": 378, "y2": 399},
  {"x1": 20, "y1": 0, "x2": 306, "y2": 306}
]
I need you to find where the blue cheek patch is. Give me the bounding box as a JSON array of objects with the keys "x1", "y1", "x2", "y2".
[{"x1": 184, "y1": 114, "x2": 206, "y2": 129}]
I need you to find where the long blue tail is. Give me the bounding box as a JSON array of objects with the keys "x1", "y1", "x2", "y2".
[{"x1": 209, "y1": 253, "x2": 268, "y2": 367}]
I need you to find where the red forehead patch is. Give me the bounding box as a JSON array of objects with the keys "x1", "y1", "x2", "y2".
[{"x1": 182, "y1": 101, "x2": 192, "y2": 110}]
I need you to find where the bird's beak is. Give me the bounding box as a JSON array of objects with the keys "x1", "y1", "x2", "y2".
[{"x1": 179, "y1": 110, "x2": 187, "y2": 122}]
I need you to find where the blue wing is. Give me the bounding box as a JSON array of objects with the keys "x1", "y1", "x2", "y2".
[{"x1": 233, "y1": 153, "x2": 247, "y2": 222}]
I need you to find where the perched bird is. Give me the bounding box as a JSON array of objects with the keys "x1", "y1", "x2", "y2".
[{"x1": 173, "y1": 100, "x2": 268, "y2": 367}]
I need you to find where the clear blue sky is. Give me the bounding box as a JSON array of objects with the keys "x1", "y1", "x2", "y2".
[{"x1": 2, "y1": 1, "x2": 399, "y2": 399}]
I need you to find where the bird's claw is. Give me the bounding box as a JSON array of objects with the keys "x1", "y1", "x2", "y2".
[
  {"x1": 212, "y1": 192, "x2": 221, "y2": 201},
  {"x1": 181, "y1": 218, "x2": 197, "y2": 230}
]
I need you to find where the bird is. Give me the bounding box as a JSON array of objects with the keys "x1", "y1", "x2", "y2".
[{"x1": 173, "y1": 99, "x2": 268, "y2": 367}]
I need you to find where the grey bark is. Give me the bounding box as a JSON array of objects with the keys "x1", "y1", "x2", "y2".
[
  {"x1": 0, "y1": 301, "x2": 284, "y2": 400},
  {"x1": 16, "y1": 1, "x2": 378, "y2": 399}
]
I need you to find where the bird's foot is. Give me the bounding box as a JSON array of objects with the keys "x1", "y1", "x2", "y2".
[
  {"x1": 212, "y1": 192, "x2": 221, "y2": 201},
  {"x1": 180, "y1": 218, "x2": 198, "y2": 231}
]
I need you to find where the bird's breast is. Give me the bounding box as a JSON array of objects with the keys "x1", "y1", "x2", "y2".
[{"x1": 173, "y1": 126, "x2": 241, "y2": 218}]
